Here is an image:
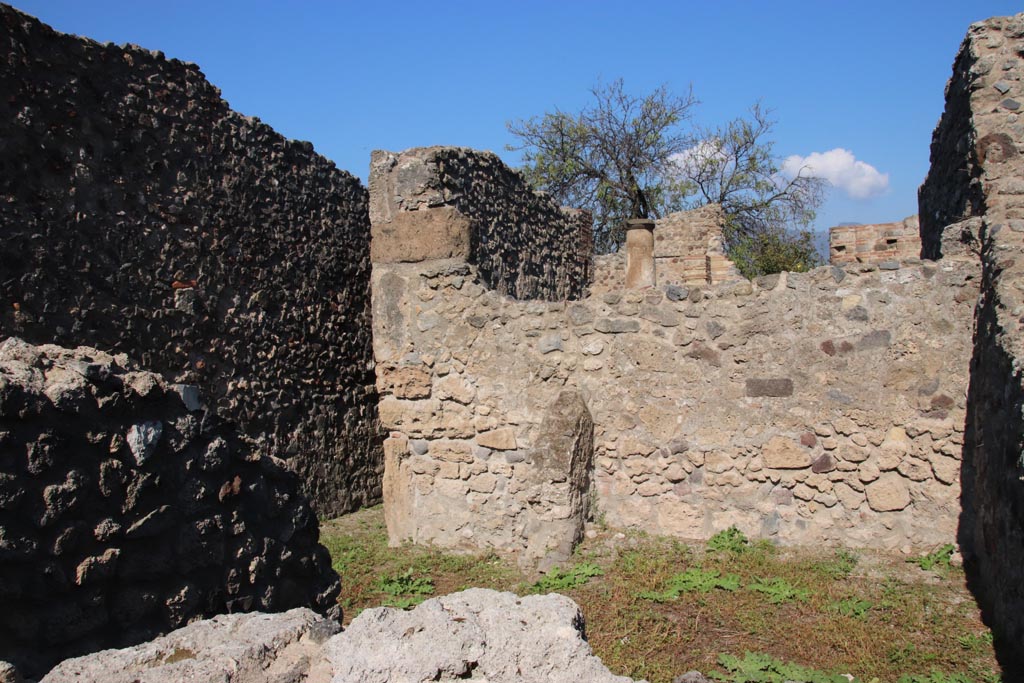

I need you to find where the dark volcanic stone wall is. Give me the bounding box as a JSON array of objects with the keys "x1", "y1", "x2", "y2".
[
  {"x1": 0, "y1": 338, "x2": 340, "y2": 678},
  {"x1": 920, "y1": 12, "x2": 1024, "y2": 669},
  {"x1": 0, "y1": 4, "x2": 381, "y2": 516},
  {"x1": 918, "y1": 29, "x2": 987, "y2": 260},
  {"x1": 369, "y1": 146, "x2": 591, "y2": 300},
  {"x1": 436, "y1": 148, "x2": 592, "y2": 300}
]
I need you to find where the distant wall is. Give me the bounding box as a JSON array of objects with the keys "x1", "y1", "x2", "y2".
[
  {"x1": 0, "y1": 339, "x2": 339, "y2": 678},
  {"x1": 369, "y1": 146, "x2": 591, "y2": 301},
  {"x1": 920, "y1": 12, "x2": 1024, "y2": 661},
  {"x1": 591, "y1": 205, "x2": 740, "y2": 293},
  {"x1": 829, "y1": 216, "x2": 922, "y2": 265},
  {"x1": 371, "y1": 148, "x2": 978, "y2": 567},
  {"x1": 0, "y1": 4, "x2": 381, "y2": 516}
]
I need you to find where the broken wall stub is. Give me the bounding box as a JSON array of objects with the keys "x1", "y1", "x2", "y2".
[
  {"x1": 371, "y1": 146, "x2": 978, "y2": 567},
  {"x1": 370, "y1": 147, "x2": 597, "y2": 568},
  {"x1": 0, "y1": 5, "x2": 381, "y2": 517},
  {"x1": 919, "y1": 12, "x2": 1024, "y2": 658},
  {"x1": 370, "y1": 147, "x2": 591, "y2": 301},
  {"x1": 829, "y1": 216, "x2": 922, "y2": 265}
]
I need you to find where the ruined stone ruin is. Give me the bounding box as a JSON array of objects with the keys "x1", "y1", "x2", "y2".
[
  {"x1": 3, "y1": 1, "x2": 1024, "y2": 679},
  {"x1": 371, "y1": 146, "x2": 976, "y2": 570}
]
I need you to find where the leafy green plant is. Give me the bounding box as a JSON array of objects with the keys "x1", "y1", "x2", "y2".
[
  {"x1": 375, "y1": 568, "x2": 435, "y2": 608},
  {"x1": 908, "y1": 544, "x2": 955, "y2": 572},
  {"x1": 530, "y1": 561, "x2": 603, "y2": 593},
  {"x1": 638, "y1": 568, "x2": 740, "y2": 602},
  {"x1": 827, "y1": 597, "x2": 872, "y2": 619},
  {"x1": 727, "y1": 225, "x2": 822, "y2": 279},
  {"x1": 747, "y1": 577, "x2": 810, "y2": 604},
  {"x1": 897, "y1": 671, "x2": 974, "y2": 683},
  {"x1": 707, "y1": 526, "x2": 750, "y2": 555},
  {"x1": 710, "y1": 651, "x2": 858, "y2": 683}
]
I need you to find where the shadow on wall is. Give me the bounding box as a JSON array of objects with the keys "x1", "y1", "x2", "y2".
[{"x1": 959, "y1": 263, "x2": 1024, "y2": 677}]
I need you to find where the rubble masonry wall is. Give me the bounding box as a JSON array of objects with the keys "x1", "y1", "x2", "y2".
[
  {"x1": 371, "y1": 148, "x2": 977, "y2": 567},
  {"x1": 920, "y1": 12, "x2": 1024, "y2": 655},
  {"x1": 0, "y1": 339, "x2": 340, "y2": 678},
  {"x1": 0, "y1": 4, "x2": 381, "y2": 516}
]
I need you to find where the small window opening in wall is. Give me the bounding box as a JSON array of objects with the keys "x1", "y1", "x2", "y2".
[
  {"x1": 886, "y1": 238, "x2": 898, "y2": 245},
  {"x1": 834, "y1": 245, "x2": 846, "y2": 252}
]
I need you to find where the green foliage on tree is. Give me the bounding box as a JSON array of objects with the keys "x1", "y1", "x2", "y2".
[
  {"x1": 507, "y1": 83, "x2": 826, "y2": 275},
  {"x1": 727, "y1": 227, "x2": 821, "y2": 279},
  {"x1": 506, "y1": 79, "x2": 696, "y2": 252}
]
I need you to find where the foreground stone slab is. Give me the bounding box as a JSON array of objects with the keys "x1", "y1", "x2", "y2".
[
  {"x1": 41, "y1": 609, "x2": 339, "y2": 683},
  {"x1": 39, "y1": 591, "x2": 640, "y2": 683},
  {"x1": 317, "y1": 588, "x2": 639, "y2": 683}
]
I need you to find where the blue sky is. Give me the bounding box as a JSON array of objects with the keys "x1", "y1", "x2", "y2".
[{"x1": 12, "y1": 1, "x2": 1023, "y2": 237}]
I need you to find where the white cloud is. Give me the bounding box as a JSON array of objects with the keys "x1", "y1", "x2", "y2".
[
  {"x1": 781, "y1": 148, "x2": 889, "y2": 200},
  {"x1": 671, "y1": 138, "x2": 727, "y2": 174}
]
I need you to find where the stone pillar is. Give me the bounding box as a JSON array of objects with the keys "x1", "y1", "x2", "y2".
[{"x1": 624, "y1": 219, "x2": 656, "y2": 288}]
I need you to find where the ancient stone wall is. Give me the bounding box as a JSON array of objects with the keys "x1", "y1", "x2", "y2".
[
  {"x1": 369, "y1": 146, "x2": 591, "y2": 301},
  {"x1": 829, "y1": 216, "x2": 922, "y2": 265},
  {"x1": 0, "y1": 339, "x2": 340, "y2": 678},
  {"x1": 0, "y1": 4, "x2": 380, "y2": 516},
  {"x1": 371, "y1": 151, "x2": 978, "y2": 565},
  {"x1": 920, "y1": 12, "x2": 1024, "y2": 661},
  {"x1": 591, "y1": 205, "x2": 740, "y2": 293}
]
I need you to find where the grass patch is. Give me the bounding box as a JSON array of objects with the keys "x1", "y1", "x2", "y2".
[
  {"x1": 813, "y1": 549, "x2": 859, "y2": 580},
  {"x1": 320, "y1": 506, "x2": 998, "y2": 683},
  {"x1": 897, "y1": 672, "x2": 975, "y2": 683}
]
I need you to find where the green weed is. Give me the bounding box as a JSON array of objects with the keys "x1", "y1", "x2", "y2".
[
  {"x1": 908, "y1": 544, "x2": 955, "y2": 572},
  {"x1": 710, "y1": 651, "x2": 858, "y2": 683},
  {"x1": 375, "y1": 568, "x2": 435, "y2": 608},
  {"x1": 958, "y1": 631, "x2": 993, "y2": 652},
  {"x1": 826, "y1": 597, "x2": 872, "y2": 619},
  {"x1": 746, "y1": 577, "x2": 810, "y2": 604},
  {"x1": 707, "y1": 526, "x2": 750, "y2": 555},
  {"x1": 320, "y1": 506, "x2": 998, "y2": 683},
  {"x1": 530, "y1": 561, "x2": 603, "y2": 593},
  {"x1": 638, "y1": 568, "x2": 741, "y2": 602}
]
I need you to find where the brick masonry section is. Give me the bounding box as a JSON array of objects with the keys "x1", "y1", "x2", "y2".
[{"x1": 829, "y1": 216, "x2": 922, "y2": 266}]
